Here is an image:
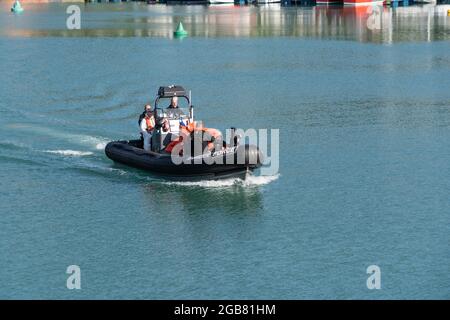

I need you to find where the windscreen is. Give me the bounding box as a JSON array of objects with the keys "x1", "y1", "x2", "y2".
[{"x1": 155, "y1": 97, "x2": 190, "y2": 120}]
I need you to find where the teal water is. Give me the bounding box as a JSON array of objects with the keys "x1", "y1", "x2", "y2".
[{"x1": 1, "y1": 3, "x2": 450, "y2": 299}]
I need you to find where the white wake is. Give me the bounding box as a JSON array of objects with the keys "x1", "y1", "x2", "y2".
[
  {"x1": 163, "y1": 174, "x2": 279, "y2": 188},
  {"x1": 7, "y1": 124, "x2": 110, "y2": 151},
  {"x1": 44, "y1": 150, "x2": 94, "y2": 157}
]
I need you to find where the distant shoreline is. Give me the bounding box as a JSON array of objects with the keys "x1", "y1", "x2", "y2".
[
  {"x1": 7, "y1": 0, "x2": 86, "y2": 3},
  {"x1": 5, "y1": 0, "x2": 220, "y2": 3},
  {"x1": 5, "y1": 0, "x2": 161, "y2": 3}
]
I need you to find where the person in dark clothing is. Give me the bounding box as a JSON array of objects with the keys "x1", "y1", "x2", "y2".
[
  {"x1": 167, "y1": 97, "x2": 178, "y2": 109},
  {"x1": 166, "y1": 96, "x2": 185, "y2": 119}
]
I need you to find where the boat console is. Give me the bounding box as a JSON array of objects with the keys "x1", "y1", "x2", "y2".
[{"x1": 152, "y1": 85, "x2": 193, "y2": 152}]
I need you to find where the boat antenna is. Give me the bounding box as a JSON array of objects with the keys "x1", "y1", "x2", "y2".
[{"x1": 189, "y1": 90, "x2": 193, "y2": 122}]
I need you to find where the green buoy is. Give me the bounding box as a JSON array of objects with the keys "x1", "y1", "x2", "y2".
[
  {"x1": 173, "y1": 22, "x2": 188, "y2": 38},
  {"x1": 11, "y1": 0, "x2": 24, "y2": 13}
]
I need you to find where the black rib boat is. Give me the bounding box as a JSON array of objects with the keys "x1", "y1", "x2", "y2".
[{"x1": 105, "y1": 86, "x2": 263, "y2": 180}]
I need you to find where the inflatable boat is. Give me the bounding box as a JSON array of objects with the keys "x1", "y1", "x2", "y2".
[{"x1": 105, "y1": 86, "x2": 263, "y2": 180}]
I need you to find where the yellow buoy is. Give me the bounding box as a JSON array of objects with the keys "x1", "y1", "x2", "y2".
[{"x1": 447, "y1": 10, "x2": 450, "y2": 16}]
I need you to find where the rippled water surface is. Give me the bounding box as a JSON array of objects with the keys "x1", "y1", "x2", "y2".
[{"x1": 0, "y1": 3, "x2": 449, "y2": 299}]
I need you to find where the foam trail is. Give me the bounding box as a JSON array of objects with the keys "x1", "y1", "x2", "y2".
[
  {"x1": 74, "y1": 161, "x2": 128, "y2": 176},
  {"x1": 7, "y1": 124, "x2": 110, "y2": 151},
  {"x1": 241, "y1": 174, "x2": 280, "y2": 186},
  {"x1": 44, "y1": 150, "x2": 94, "y2": 157},
  {"x1": 95, "y1": 142, "x2": 107, "y2": 150},
  {"x1": 0, "y1": 140, "x2": 30, "y2": 151},
  {"x1": 163, "y1": 174, "x2": 279, "y2": 188},
  {"x1": 77, "y1": 135, "x2": 109, "y2": 150}
]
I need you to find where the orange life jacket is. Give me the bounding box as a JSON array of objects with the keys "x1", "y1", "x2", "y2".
[
  {"x1": 165, "y1": 138, "x2": 182, "y2": 154},
  {"x1": 178, "y1": 122, "x2": 222, "y2": 151},
  {"x1": 180, "y1": 122, "x2": 220, "y2": 138},
  {"x1": 145, "y1": 115, "x2": 155, "y2": 131},
  {"x1": 165, "y1": 122, "x2": 223, "y2": 154}
]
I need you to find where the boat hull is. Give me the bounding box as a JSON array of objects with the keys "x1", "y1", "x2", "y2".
[{"x1": 105, "y1": 140, "x2": 263, "y2": 180}]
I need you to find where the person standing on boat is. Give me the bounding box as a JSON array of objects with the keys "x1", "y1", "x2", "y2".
[
  {"x1": 166, "y1": 96, "x2": 185, "y2": 120},
  {"x1": 140, "y1": 104, "x2": 155, "y2": 151},
  {"x1": 167, "y1": 96, "x2": 178, "y2": 109}
]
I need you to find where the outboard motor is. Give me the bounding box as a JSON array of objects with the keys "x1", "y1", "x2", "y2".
[{"x1": 234, "y1": 144, "x2": 264, "y2": 167}]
